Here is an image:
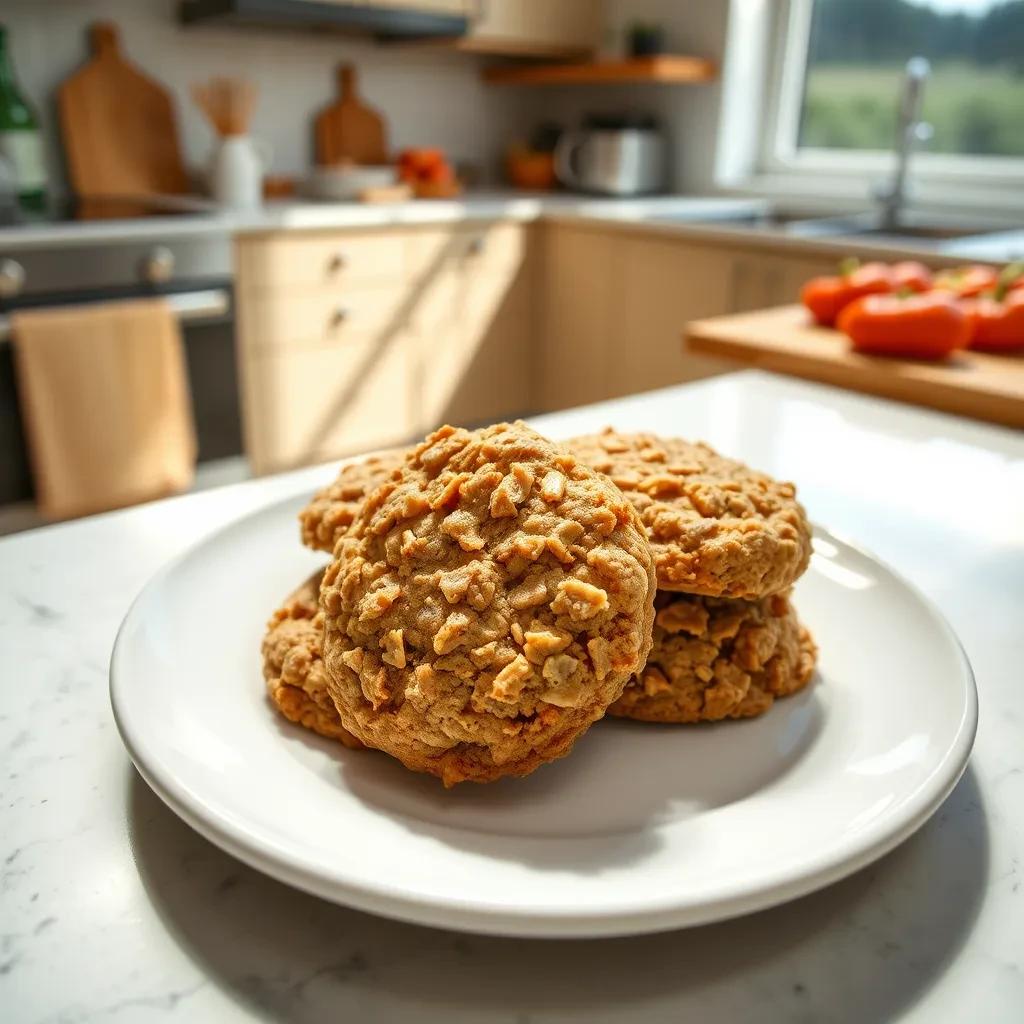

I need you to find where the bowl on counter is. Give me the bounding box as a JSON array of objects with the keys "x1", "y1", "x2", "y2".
[{"x1": 302, "y1": 164, "x2": 399, "y2": 201}]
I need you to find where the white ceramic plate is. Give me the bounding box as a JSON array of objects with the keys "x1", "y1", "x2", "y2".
[{"x1": 110, "y1": 492, "x2": 977, "y2": 938}]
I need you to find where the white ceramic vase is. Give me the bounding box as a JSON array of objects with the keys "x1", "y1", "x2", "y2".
[{"x1": 209, "y1": 135, "x2": 271, "y2": 209}]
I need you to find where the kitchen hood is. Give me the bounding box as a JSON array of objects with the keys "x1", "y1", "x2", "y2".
[{"x1": 178, "y1": 0, "x2": 468, "y2": 39}]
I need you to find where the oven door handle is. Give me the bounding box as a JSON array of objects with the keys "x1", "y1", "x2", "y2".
[{"x1": 0, "y1": 288, "x2": 232, "y2": 344}]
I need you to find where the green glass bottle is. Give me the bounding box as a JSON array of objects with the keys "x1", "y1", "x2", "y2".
[{"x1": 0, "y1": 24, "x2": 47, "y2": 211}]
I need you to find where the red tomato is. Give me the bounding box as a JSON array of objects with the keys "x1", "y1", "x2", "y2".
[
  {"x1": 838, "y1": 292, "x2": 970, "y2": 360},
  {"x1": 962, "y1": 291, "x2": 1024, "y2": 352},
  {"x1": 890, "y1": 260, "x2": 932, "y2": 293},
  {"x1": 934, "y1": 265, "x2": 999, "y2": 298},
  {"x1": 801, "y1": 261, "x2": 892, "y2": 326}
]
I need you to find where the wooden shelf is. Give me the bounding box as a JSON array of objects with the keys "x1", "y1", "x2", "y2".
[
  {"x1": 483, "y1": 55, "x2": 717, "y2": 86},
  {"x1": 686, "y1": 304, "x2": 1024, "y2": 430}
]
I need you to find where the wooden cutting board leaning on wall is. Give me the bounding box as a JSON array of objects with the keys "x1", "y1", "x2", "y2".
[
  {"x1": 315, "y1": 64, "x2": 388, "y2": 166},
  {"x1": 58, "y1": 22, "x2": 188, "y2": 197}
]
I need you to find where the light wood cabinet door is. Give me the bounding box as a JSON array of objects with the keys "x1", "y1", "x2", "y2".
[
  {"x1": 539, "y1": 227, "x2": 737, "y2": 411},
  {"x1": 727, "y1": 250, "x2": 838, "y2": 312},
  {"x1": 538, "y1": 224, "x2": 616, "y2": 411},
  {"x1": 240, "y1": 335, "x2": 416, "y2": 476},
  {"x1": 467, "y1": 0, "x2": 601, "y2": 55},
  {"x1": 411, "y1": 222, "x2": 535, "y2": 430},
  {"x1": 608, "y1": 236, "x2": 737, "y2": 397},
  {"x1": 761, "y1": 252, "x2": 839, "y2": 309}
]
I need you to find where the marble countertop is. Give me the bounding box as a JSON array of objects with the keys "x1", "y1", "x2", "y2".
[
  {"x1": 2, "y1": 371, "x2": 1022, "y2": 1022},
  {"x1": 0, "y1": 193, "x2": 766, "y2": 249},
  {"x1": 0, "y1": 191, "x2": 1019, "y2": 264}
]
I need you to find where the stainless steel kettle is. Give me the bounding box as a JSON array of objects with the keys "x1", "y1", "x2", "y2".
[{"x1": 554, "y1": 115, "x2": 665, "y2": 195}]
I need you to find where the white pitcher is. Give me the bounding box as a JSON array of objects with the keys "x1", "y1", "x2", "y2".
[{"x1": 209, "y1": 135, "x2": 272, "y2": 209}]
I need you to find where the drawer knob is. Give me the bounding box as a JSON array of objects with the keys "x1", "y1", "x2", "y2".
[
  {"x1": 328, "y1": 251, "x2": 348, "y2": 272},
  {"x1": 467, "y1": 237, "x2": 484, "y2": 257},
  {"x1": 139, "y1": 245, "x2": 175, "y2": 284},
  {"x1": 331, "y1": 306, "x2": 350, "y2": 327},
  {"x1": 0, "y1": 258, "x2": 25, "y2": 297}
]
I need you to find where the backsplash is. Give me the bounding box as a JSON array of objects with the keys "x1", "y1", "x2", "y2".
[{"x1": 1, "y1": 0, "x2": 535, "y2": 190}]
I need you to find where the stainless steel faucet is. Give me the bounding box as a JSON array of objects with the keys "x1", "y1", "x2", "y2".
[{"x1": 875, "y1": 57, "x2": 932, "y2": 229}]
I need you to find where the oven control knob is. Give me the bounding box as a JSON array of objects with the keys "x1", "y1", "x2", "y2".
[
  {"x1": 0, "y1": 258, "x2": 25, "y2": 297},
  {"x1": 139, "y1": 246, "x2": 175, "y2": 284}
]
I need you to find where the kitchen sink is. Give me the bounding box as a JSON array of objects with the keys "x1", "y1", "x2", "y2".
[
  {"x1": 650, "y1": 208, "x2": 1013, "y2": 248},
  {"x1": 784, "y1": 216, "x2": 1005, "y2": 243}
]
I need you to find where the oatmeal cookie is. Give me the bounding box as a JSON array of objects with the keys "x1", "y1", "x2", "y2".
[
  {"x1": 566, "y1": 430, "x2": 811, "y2": 598},
  {"x1": 610, "y1": 590, "x2": 817, "y2": 723},
  {"x1": 262, "y1": 572, "x2": 364, "y2": 749},
  {"x1": 299, "y1": 449, "x2": 406, "y2": 553},
  {"x1": 320, "y1": 422, "x2": 657, "y2": 786}
]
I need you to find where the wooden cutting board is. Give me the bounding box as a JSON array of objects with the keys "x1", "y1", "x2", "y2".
[
  {"x1": 315, "y1": 64, "x2": 388, "y2": 166},
  {"x1": 58, "y1": 22, "x2": 188, "y2": 197},
  {"x1": 686, "y1": 304, "x2": 1024, "y2": 430}
]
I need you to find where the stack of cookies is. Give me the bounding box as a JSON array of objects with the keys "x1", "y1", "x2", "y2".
[
  {"x1": 262, "y1": 422, "x2": 816, "y2": 787},
  {"x1": 565, "y1": 431, "x2": 815, "y2": 723}
]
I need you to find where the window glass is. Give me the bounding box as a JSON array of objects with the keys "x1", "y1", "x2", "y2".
[{"x1": 798, "y1": 0, "x2": 1024, "y2": 157}]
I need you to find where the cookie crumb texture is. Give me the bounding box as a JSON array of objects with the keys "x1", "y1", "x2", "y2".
[
  {"x1": 321, "y1": 422, "x2": 657, "y2": 786},
  {"x1": 567, "y1": 430, "x2": 811, "y2": 598},
  {"x1": 262, "y1": 572, "x2": 365, "y2": 749},
  {"x1": 299, "y1": 450, "x2": 406, "y2": 553},
  {"x1": 610, "y1": 591, "x2": 817, "y2": 723}
]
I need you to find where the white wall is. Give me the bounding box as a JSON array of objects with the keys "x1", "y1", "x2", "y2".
[
  {"x1": 1, "y1": 0, "x2": 534, "y2": 190},
  {"x1": 1, "y1": 0, "x2": 729, "y2": 196},
  {"x1": 539, "y1": 0, "x2": 731, "y2": 192}
]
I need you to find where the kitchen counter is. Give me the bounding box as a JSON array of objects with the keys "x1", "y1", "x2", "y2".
[
  {"x1": 0, "y1": 194, "x2": 767, "y2": 249},
  {"x1": 1, "y1": 191, "x2": 1020, "y2": 263},
  {"x1": 2, "y1": 371, "x2": 1022, "y2": 1023}
]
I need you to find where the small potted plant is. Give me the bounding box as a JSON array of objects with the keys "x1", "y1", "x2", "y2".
[{"x1": 628, "y1": 22, "x2": 665, "y2": 58}]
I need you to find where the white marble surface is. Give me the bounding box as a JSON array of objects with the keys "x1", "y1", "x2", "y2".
[
  {"x1": 0, "y1": 193, "x2": 764, "y2": 249},
  {"x1": 2, "y1": 371, "x2": 1022, "y2": 1022},
  {"x1": 1, "y1": 190, "x2": 1018, "y2": 263}
]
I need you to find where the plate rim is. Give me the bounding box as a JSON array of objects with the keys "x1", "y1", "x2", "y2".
[{"x1": 109, "y1": 493, "x2": 978, "y2": 938}]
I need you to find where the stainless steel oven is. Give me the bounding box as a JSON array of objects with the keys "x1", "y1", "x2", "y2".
[{"x1": 0, "y1": 224, "x2": 239, "y2": 506}]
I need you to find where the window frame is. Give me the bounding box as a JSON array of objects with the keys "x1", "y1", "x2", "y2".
[{"x1": 757, "y1": 0, "x2": 1024, "y2": 189}]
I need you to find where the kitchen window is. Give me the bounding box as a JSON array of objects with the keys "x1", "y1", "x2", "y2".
[{"x1": 756, "y1": 0, "x2": 1024, "y2": 199}]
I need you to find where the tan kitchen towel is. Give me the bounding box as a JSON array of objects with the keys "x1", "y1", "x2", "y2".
[{"x1": 10, "y1": 298, "x2": 197, "y2": 520}]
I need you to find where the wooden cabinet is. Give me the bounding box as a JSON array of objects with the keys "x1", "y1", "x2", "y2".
[
  {"x1": 410, "y1": 222, "x2": 535, "y2": 430},
  {"x1": 537, "y1": 226, "x2": 841, "y2": 412},
  {"x1": 235, "y1": 222, "x2": 535, "y2": 475},
  {"x1": 539, "y1": 226, "x2": 736, "y2": 411},
  {"x1": 728, "y1": 250, "x2": 837, "y2": 312},
  {"x1": 461, "y1": 0, "x2": 601, "y2": 56},
  {"x1": 235, "y1": 229, "x2": 418, "y2": 475},
  {"x1": 234, "y1": 218, "x2": 850, "y2": 472},
  {"x1": 241, "y1": 338, "x2": 415, "y2": 474},
  {"x1": 538, "y1": 223, "x2": 616, "y2": 410},
  {"x1": 608, "y1": 236, "x2": 737, "y2": 398}
]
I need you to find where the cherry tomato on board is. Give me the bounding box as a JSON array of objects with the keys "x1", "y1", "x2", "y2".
[
  {"x1": 801, "y1": 260, "x2": 892, "y2": 326},
  {"x1": 837, "y1": 292, "x2": 971, "y2": 360},
  {"x1": 961, "y1": 292, "x2": 1024, "y2": 352},
  {"x1": 933, "y1": 264, "x2": 999, "y2": 298},
  {"x1": 890, "y1": 261, "x2": 932, "y2": 293}
]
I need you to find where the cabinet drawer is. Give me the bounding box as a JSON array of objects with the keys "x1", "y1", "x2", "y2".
[
  {"x1": 235, "y1": 231, "x2": 408, "y2": 292},
  {"x1": 239, "y1": 285, "x2": 409, "y2": 351},
  {"x1": 407, "y1": 222, "x2": 526, "y2": 280},
  {"x1": 243, "y1": 336, "x2": 416, "y2": 474}
]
